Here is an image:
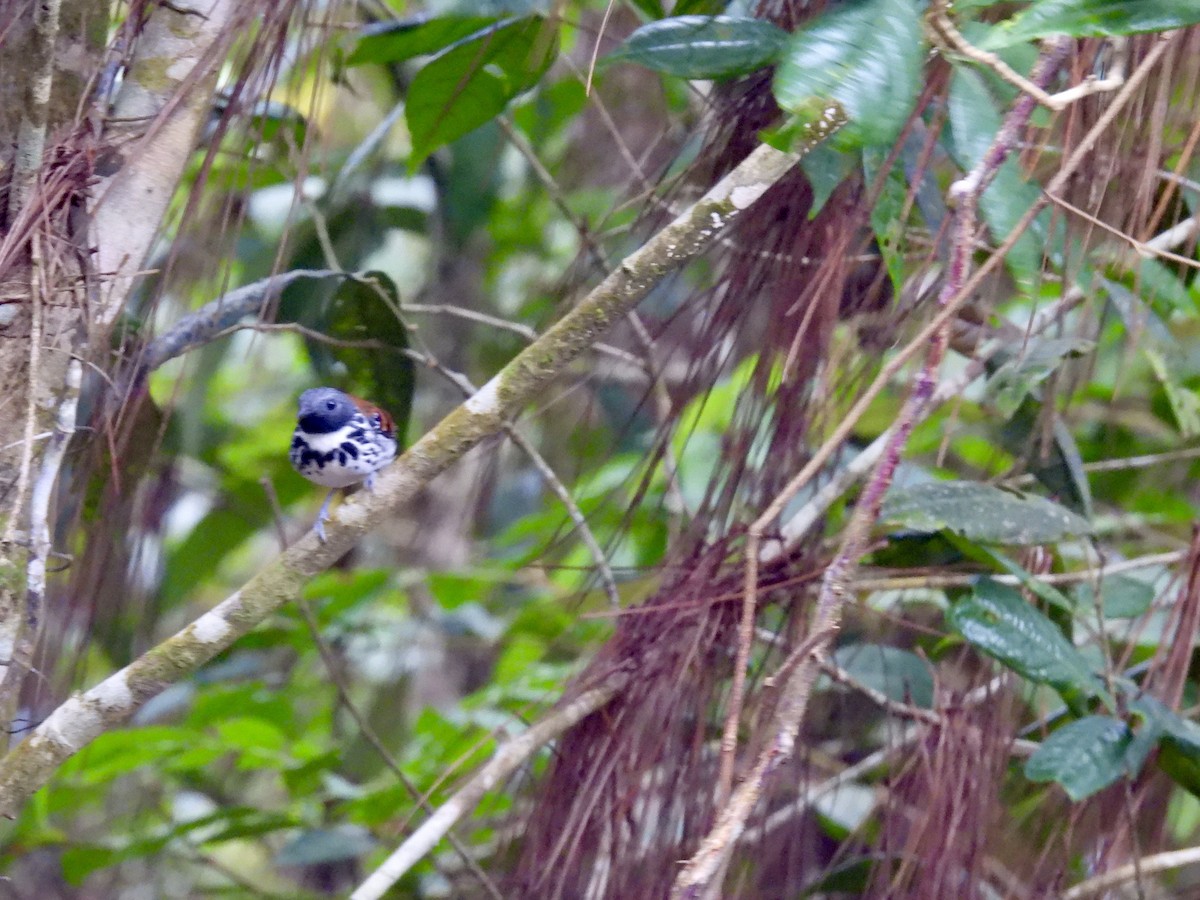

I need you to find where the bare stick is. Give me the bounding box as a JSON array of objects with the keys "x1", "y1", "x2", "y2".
[
  {"x1": 1063, "y1": 847, "x2": 1200, "y2": 899},
  {"x1": 351, "y1": 673, "x2": 629, "y2": 900}
]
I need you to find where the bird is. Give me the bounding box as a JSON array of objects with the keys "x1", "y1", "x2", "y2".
[{"x1": 290, "y1": 387, "x2": 398, "y2": 542}]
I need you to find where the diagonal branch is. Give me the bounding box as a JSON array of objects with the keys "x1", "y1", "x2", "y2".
[{"x1": 0, "y1": 108, "x2": 847, "y2": 819}]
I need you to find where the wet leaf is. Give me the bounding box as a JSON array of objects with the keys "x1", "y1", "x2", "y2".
[
  {"x1": 607, "y1": 16, "x2": 789, "y2": 80},
  {"x1": 983, "y1": 0, "x2": 1200, "y2": 49},
  {"x1": 1025, "y1": 715, "x2": 1136, "y2": 800},
  {"x1": 948, "y1": 579, "x2": 1099, "y2": 698},
  {"x1": 774, "y1": 0, "x2": 923, "y2": 146},
  {"x1": 881, "y1": 481, "x2": 1092, "y2": 545}
]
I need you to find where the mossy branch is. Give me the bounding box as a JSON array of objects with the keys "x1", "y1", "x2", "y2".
[{"x1": 0, "y1": 110, "x2": 846, "y2": 819}]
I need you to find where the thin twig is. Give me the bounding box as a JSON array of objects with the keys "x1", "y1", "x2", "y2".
[
  {"x1": 350, "y1": 672, "x2": 630, "y2": 900},
  {"x1": 851, "y1": 550, "x2": 1183, "y2": 592},
  {"x1": 927, "y1": 2, "x2": 1126, "y2": 112},
  {"x1": 426, "y1": 357, "x2": 622, "y2": 609},
  {"x1": 685, "y1": 33, "x2": 1164, "y2": 897},
  {"x1": 1063, "y1": 846, "x2": 1200, "y2": 899}
]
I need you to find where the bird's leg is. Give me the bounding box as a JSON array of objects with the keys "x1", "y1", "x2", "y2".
[
  {"x1": 314, "y1": 488, "x2": 337, "y2": 543},
  {"x1": 364, "y1": 472, "x2": 377, "y2": 492}
]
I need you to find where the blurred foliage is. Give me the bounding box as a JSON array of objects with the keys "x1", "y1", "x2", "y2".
[{"x1": 9, "y1": 0, "x2": 1200, "y2": 897}]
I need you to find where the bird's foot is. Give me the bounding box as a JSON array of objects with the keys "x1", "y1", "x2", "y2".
[{"x1": 314, "y1": 489, "x2": 336, "y2": 543}]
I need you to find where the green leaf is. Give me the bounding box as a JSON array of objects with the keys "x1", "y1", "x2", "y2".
[
  {"x1": 799, "y1": 143, "x2": 854, "y2": 218},
  {"x1": 406, "y1": 16, "x2": 558, "y2": 167},
  {"x1": 1146, "y1": 347, "x2": 1200, "y2": 438},
  {"x1": 1072, "y1": 575, "x2": 1155, "y2": 619},
  {"x1": 983, "y1": 0, "x2": 1200, "y2": 49},
  {"x1": 987, "y1": 337, "x2": 1095, "y2": 418},
  {"x1": 275, "y1": 826, "x2": 376, "y2": 867},
  {"x1": 306, "y1": 271, "x2": 414, "y2": 442},
  {"x1": 948, "y1": 66, "x2": 1045, "y2": 283},
  {"x1": 674, "y1": 0, "x2": 726, "y2": 14},
  {"x1": 773, "y1": 0, "x2": 923, "y2": 147},
  {"x1": 347, "y1": 15, "x2": 499, "y2": 67},
  {"x1": 831, "y1": 644, "x2": 934, "y2": 708},
  {"x1": 940, "y1": 534, "x2": 1074, "y2": 613},
  {"x1": 1156, "y1": 706, "x2": 1200, "y2": 797},
  {"x1": 881, "y1": 481, "x2": 1092, "y2": 545},
  {"x1": 947, "y1": 578, "x2": 1099, "y2": 698},
  {"x1": 607, "y1": 16, "x2": 789, "y2": 80},
  {"x1": 1025, "y1": 715, "x2": 1137, "y2": 800}
]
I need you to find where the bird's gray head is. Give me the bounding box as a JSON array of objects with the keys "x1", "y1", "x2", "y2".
[{"x1": 297, "y1": 387, "x2": 356, "y2": 434}]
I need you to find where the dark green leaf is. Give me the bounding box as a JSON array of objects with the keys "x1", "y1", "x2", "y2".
[
  {"x1": 674, "y1": 0, "x2": 727, "y2": 13},
  {"x1": 1025, "y1": 715, "x2": 1135, "y2": 800},
  {"x1": 407, "y1": 16, "x2": 558, "y2": 167},
  {"x1": 306, "y1": 271, "x2": 414, "y2": 441},
  {"x1": 997, "y1": 400, "x2": 1093, "y2": 518},
  {"x1": 773, "y1": 0, "x2": 924, "y2": 146},
  {"x1": 947, "y1": 578, "x2": 1099, "y2": 697},
  {"x1": 1154, "y1": 704, "x2": 1200, "y2": 797},
  {"x1": 628, "y1": 0, "x2": 665, "y2": 18},
  {"x1": 881, "y1": 481, "x2": 1092, "y2": 545},
  {"x1": 1072, "y1": 575, "x2": 1155, "y2": 619},
  {"x1": 607, "y1": 16, "x2": 789, "y2": 80},
  {"x1": 799, "y1": 143, "x2": 854, "y2": 218},
  {"x1": 347, "y1": 15, "x2": 499, "y2": 67},
  {"x1": 275, "y1": 826, "x2": 376, "y2": 867},
  {"x1": 831, "y1": 644, "x2": 934, "y2": 708},
  {"x1": 983, "y1": 0, "x2": 1200, "y2": 49}
]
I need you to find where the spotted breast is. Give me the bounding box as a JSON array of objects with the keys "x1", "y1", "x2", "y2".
[{"x1": 290, "y1": 387, "x2": 398, "y2": 539}]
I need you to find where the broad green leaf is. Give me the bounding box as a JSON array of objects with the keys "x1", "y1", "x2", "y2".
[
  {"x1": 1146, "y1": 347, "x2": 1200, "y2": 437},
  {"x1": 881, "y1": 481, "x2": 1092, "y2": 545},
  {"x1": 987, "y1": 337, "x2": 1095, "y2": 418},
  {"x1": 347, "y1": 16, "x2": 498, "y2": 66},
  {"x1": 1025, "y1": 715, "x2": 1136, "y2": 800},
  {"x1": 1155, "y1": 704, "x2": 1200, "y2": 797},
  {"x1": 607, "y1": 16, "x2": 789, "y2": 80},
  {"x1": 773, "y1": 0, "x2": 923, "y2": 147},
  {"x1": 948, "y1": 66, "x2": 1044, "y2": 283},
  {"x1": 407, "y1": 16, "x2": 558, "y2": 167},
  {"x1": 800, "y1": 143, "x2": 854, "y2": 219},
  {"x1": 983, "y1": 0, "x2": 1200, "y2": 49},
  {"x1": 1072, "y1": 575, "x2": 1155, "y2": 619},
  {"x1": 831, "y1": 644, "x2": 934, "y2": 708},
  {"x1": 307, "y1": 271, "x2": 414, "y2": 442},
  {"x1": 947, "y1": 579, "x2": 1099, "y2": 697}
]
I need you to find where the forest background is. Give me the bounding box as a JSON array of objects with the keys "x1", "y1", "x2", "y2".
[{"x1": 3, "y1": 0, "x2": 1200, "y2": 897}]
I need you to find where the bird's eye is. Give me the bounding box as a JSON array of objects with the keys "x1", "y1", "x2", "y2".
[{"x1": 326, "y1": 400, "x2": 337, "y2": 410}]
